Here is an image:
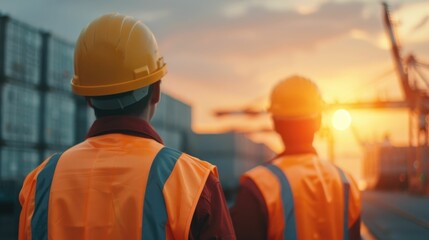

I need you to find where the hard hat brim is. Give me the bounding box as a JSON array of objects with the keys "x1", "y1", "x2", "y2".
[{"x1": 71, "y1": 65, "x2": 167, "y2": 97}]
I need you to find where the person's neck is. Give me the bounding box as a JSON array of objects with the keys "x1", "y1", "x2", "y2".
[
  {"x1": 139, "y1": 105, "x2": 153, "y2": 122},
  {"x1": 140, "y1": 114, "x2": 151, "y2": 122},
  {"x1": 282, "y1": 142, "x2": 315, "y2": 155}
]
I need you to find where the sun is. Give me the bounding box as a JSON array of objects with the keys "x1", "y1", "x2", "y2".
[{"x1": 332, "y1": 109, "x2": 352, "y2": 131}]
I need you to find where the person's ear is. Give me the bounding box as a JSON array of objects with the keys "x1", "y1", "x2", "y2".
[
  {"x1": 150, "y1": 81, "x2": 161, "y2": 104},
  {"x1": 85, "y1": 97, "x2": 94, "y2": 108}
]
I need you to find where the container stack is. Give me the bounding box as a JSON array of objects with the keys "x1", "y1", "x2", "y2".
[
  {"x1": 151, "y1": 93, "x2": 192, "y2": 151},
  {"x1": 187, "y1": 132, "x2": 275, "y2": 203},
  {"x1": 0, "y1": 15, "x2": 43, "y2": 239},
  {"x1": 363, "y1": 143, "x2": 429, "y2": 195},
  {"x1": 41, "y1": 33, "x2": 76, "y2": 158},
  {"x1": 0, "y1": 16, "x2": 42, "y2": 185},
  {"x1": 363, "y1": 144, "x2": 409, "y2": 190}
]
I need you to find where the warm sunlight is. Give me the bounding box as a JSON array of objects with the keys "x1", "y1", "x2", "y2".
[{"x1": 332, "y1": 109, "x2": 352, "y2": 131}]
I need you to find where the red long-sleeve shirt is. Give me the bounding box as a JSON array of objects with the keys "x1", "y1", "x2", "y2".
[
  {"x1": 87, "y1": 116, "x2": 236, "y2": 239},
  {"x1": 230, "y1": 149, "x2": 360, "y2": 240}
]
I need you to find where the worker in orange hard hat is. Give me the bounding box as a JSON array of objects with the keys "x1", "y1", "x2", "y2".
[
  {"x1": 231, "y1": 75, "x2": 361, "y2": 240},
  {"x1": 18, "y1": 13, "x2": 235, "y2": 240}
]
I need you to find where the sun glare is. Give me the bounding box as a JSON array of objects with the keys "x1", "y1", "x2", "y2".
[{"x1": 332, "y1": 109, "x2": 352, "y2": 131}]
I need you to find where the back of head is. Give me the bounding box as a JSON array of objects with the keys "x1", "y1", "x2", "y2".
[
  {"x1": 71, "y1": 13, "x2": 167, "y2": 117},
  {"x1": 268, "y1": 75, "x2": 324, "y2": 145}
]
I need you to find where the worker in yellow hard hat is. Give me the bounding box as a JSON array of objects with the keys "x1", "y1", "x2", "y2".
[
  {"x1": 18, "y1": 13, "x2": 235, "y2": 240},
  {"x1": 230, "y1": 75, "x2": 361, "y2": 240}
]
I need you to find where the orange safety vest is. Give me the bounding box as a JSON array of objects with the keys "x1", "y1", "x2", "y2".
[
  {"x1": 19, "y1": 134, "x2": 216, "y2": 240},
  {"x1": 242, "y1": 154, "x2": 361, "y2": 240}
]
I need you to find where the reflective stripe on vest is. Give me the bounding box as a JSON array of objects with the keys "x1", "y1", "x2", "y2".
[
  {"x1": 336, "y1": 167, "x2": 350, "y2": 240},
  {"x1": 265, "y1": 164, "x2": 297, "y2": 240},
  {"x1": 31, "y1": 153, "x2": 62, "y2": 240},
  {"x1": 142, "y1": 147, "x2": 182, "y2": 239}
]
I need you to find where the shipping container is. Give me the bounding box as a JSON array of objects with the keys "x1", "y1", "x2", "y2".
[
  {"x1": 0, "y1": 147, "x2": 39, "y2": 181},
  {"x1": 151, "y1": 93, "x2": 169, "y2": 129},
  {"x1": 197, "y1": 154, "x2": 268, "y2": 190},
  {"x1": 0, "y1": 146, "x2": 37, "y2": 240},
  {"x1": 260, "y1": 144, "x2": 276, "y2": 161},
  {"x1": 363, "y1": 144, "x2": 410, "y2": 190},
  {"x1": 43, "y1": 92, "x2": 76, "y2": 147},
  {"x1": 200, "y1": 155, "x2": 239, "y2": 190},
  {"x1": 0, "y1": 179, "x2": 20, "y2": 240},
  {"x1": 74, "y1": 97, "x2": 90, "y2": 142},
  {"x1": 1, "y1": 83, "x2": 41, "y2": 143},
  {"x1": 188, "y1": 132, "x2": 273, "y2": 191},
  {"x1": 188, "y1": 132, "x2": 261, "y2": 158},
  {"x1": 189, "y1": 152, "x2": 266, "y2": 191},
  {"x1": 169, "y1": 95, "x2": 192, "y2": 131},
  {"x1": 152, "y1": 93, "x2": 192, "y2": 132},
  {"x1": 155, "y1": 127, "x2": 184, "y2": 151},
  {"x1": 43, "y1": 149, "x2": 65, "y2": 160},
  {"x1": 0, "y1": 179, "x2": 19, "y2": 211},
  {"x1": 45, "y1": 35, "x2": 73, "y2": 92},
  {"x1": 0, "y1": 16, "x2": 42, "y2": 85}
]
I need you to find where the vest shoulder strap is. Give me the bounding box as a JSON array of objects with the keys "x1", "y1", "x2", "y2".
[
  {"x1": 265, "y1": 163, "x2": 297, "y2": 240},
  {"x1": 32, "y1": 152, "x2": 62, "y2": 240},
  {"x1": 142, "y1": 147, "x2": 182, "y2": 239},
  {"x1": 335, "y1": 167, "x2": 350, "y2": 240}
]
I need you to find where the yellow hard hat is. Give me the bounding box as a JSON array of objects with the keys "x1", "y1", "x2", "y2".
[
  {"x1": 268, "y1": 75, "x2": 324, "y2": 118},
  {"x1": 71, "y1": 13, "x2": 167, "y2": 97}
]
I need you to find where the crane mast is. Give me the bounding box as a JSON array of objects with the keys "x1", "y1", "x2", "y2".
[{"x1": 382, "y1": 2, "x2": 413, "y2": 103}]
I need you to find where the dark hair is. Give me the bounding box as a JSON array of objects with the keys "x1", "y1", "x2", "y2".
[{"x1": 92, "y1": 84, "x2": 155, "y2": 119}]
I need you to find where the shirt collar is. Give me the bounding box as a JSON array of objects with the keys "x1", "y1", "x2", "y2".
[{"x1": 86, "y1": 116, "x2": 163, "y2": 144}]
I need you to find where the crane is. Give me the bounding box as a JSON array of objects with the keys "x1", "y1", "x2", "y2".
[
  {"x1": 214, "y1": 2, "x2": 429, "y2": 141},
  {"x1": 213, "y1": 3, "x2": 429, "y2": 188}
]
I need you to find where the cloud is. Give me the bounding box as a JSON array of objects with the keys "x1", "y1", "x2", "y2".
[
  {"x1": 159, "y1": 1, "x2": 382, "y2": 94},
  {"x1": 163, "y1": 1, "x2": 380, "y2": 58},
  {"x1": 412, "y1": 15, "x2": 429, "y2": 32},
  {"x1": 393, "y1": 1, "x2": 429, "y2": 44}
]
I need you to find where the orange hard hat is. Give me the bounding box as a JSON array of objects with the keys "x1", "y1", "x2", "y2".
[
  {"x1": 268, "y1": 75, "x2": 324, "y2": 118},
  {"x1": 71, "y1": 13, "x2": 167, "y2": 97}
]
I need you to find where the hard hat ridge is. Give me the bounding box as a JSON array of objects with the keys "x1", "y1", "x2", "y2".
[{"x1": 71, "y1": 13, "x2": 167, "y2": 98}]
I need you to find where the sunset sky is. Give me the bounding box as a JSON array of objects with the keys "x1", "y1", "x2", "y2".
[{"x1": 2, "y1": 0, "x2": 429, "y2": 178}]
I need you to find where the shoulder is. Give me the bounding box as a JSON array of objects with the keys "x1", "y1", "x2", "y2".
[
  {"x1": 334, "y1": 165, "x2": 359, "y2": 188},
  {"x1": 177, "y1": 152, "x2": 218, "y2": 176},
  {"x1": 242, "y1": 165, "x2": 270, "y2": 180},
  {"x1": 24, "y1": 154, "x2": 58, "y2": 181},
  {"x1": 240, "y1": 165, "x2": 282, "y2": 205},
  {"x1": 19, "y1": 154, "x2": 57, "y2": 202},
  {"x1": 342, "y1": 170, "x2": 361, "y2": 200}
]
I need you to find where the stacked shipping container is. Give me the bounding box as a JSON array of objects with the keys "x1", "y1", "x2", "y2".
[
  {"x1": 0, "y1": 16, "x2": 83, "y2": 240},
  {"x1": 41, "y1": 34, "x2": 76, "y2": 156},
  {"x1": 151, "y1": 93, "x2": 192, "y2": 151},
  {"x1": 363, "y1": 144, "x2": 429, "y2": 194},
  {"x1": 0, "y1": 15, "x2": 44, "y2": 239},
  {"x1": 0, "y1": 16, "x2": 43, "y2": 182},
  {"x1": 187, "y1": 132, "x2": 275, "y2": 204},
  {"x1": 0, "y1": 17, "x2": 79, "y2": 180},
  {"x1": 363, "y1": 144, "x2": 409, "y2": 190}
]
